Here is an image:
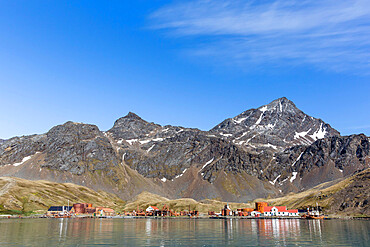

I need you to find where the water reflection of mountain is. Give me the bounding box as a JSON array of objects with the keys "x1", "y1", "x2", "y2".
[{"x1": 0, "y1": 218, "x2": 368, "y2": 246}]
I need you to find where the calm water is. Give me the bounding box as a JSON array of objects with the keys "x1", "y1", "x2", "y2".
[{"x1": 0, "y1": 218, "x2": 369, "y2": 246}]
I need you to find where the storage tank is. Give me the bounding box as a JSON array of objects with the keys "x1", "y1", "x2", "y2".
[
  {"x1": 255, "y1": 202, "x2": 268, "y2": 213},
  {"x1": 86, "y1": 207, "x2": 96, "y2": 214},
  {"x1": 73, "y1": 203, "x2": 85, "y2": 214},
  {"x1": 222, "y1": 209, "x2": 231, "y2": 216}
]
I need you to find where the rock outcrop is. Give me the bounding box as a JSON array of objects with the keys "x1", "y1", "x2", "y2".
[
  {"x1": 0, "y1": 122, "x2": 120, "y2": 176},
  {"x1": 329, "y1": 168, "x2": 370, "y2": 216},
  {"x1": 267, "y1": 134, "x2": 370, "y2": 192}
]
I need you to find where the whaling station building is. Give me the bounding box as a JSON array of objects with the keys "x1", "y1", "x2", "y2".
[
  {"x1": 47, "y1": 203, "x2": 115, "y2": 217},
  {"x1": 212, "y1": 202, "x2": 299, "y2": 217}
]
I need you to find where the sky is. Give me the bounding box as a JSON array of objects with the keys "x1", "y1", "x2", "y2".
[{"x1": 0, "y1": 0, "x2": 369, "y2": 139}]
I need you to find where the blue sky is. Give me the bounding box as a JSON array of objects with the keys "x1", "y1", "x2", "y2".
[{"x1": 0, "y1": 0, "x2": 369, "y2": 139}]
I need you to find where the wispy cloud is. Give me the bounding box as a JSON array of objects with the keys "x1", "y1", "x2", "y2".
[{"x1": 150, "y1": 0, "x2": 370, "y2": 72}]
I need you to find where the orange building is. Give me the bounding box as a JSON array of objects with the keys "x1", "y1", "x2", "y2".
[
  {"x1": 96, "y1": 207, "x2": 115, "y2": 216},
  {"x1": 255, "y1": 202, "x2": 268, "y2": 213}
]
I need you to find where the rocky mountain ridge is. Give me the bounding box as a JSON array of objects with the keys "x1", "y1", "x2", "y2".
[
  {"x1": 265, "y1": 134, "x2": 370, "y2": 192},
  {"x1": 211, "y1": 97, "x2": 340, "y2": 150},
  {"x1": 0, "y1": 97, "x2": 368, "y2": 202}
]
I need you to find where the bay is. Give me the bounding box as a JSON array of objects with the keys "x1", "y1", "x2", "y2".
[{"x1": 0, "y1": 218, "x2": 369, "y2": 246}]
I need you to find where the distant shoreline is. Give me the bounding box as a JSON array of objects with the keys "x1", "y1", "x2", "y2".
[{"x1": 0, "y1": 215, "x2": 369, "y2": 220}]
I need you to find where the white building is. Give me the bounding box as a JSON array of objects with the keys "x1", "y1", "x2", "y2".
[
  {"x1": 262, "y1": 206, "x2": 299, "y2": 217},
  {"x1": 146, "y1": 206, "x2": 159, "y2": 212},
  {"x1": 251, "y1": 211, "x2": 261, "y2": 217}
]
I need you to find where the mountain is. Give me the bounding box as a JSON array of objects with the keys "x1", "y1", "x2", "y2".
[
  {"x1": 211, "y1": 97, "x2": 340, "y2": 150},
  {"x1": 105, "y1": 112, "x2": 278, "y2": 201},
  {"x1": 0, "y1": 121, "x2": 167, "y2": 200},
  {"x1": 0, "y1": 98, "x2": 368, "y2": 205}
]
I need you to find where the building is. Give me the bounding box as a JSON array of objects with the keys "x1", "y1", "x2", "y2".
[
  {"x1": 96, "y1": 207, "x2": 115, "y2": 217},
  {"x1": 144, "y1": 206, "x2": 160, "y2": 216},
  {"x1": 73, "y1": 203, "x2": 96, "y2": 215},
  {"x1": 236, "y1": 208, "x2": 254, "y2": 216},
  {"x1": 146, "y1": 206, "x2": 159, "y2": 213},
  {"x1": 252, "y1": 202, "x2": 300, "y2": 217},
  {"x1": 262, "y1": 206, "x2": 299, "y2": 217},
  {"x1": 237, "y1": 208, "x2": 254, "y2": 213},
  {"x1": 47, "y1": 206, "x2": 73, "y2": 217},
  {"x1": 287, "y1": 209, "x2": 299, "y2": 216},
  {"x1": 255, "y1": 202, "x2": 268, "y2": 213},
  {"x1": 250, "y1": 211, "x2": 261, "y2": 217}
]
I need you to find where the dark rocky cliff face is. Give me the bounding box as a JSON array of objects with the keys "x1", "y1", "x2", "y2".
[
  {"x1": 43, "y1": 121, "x2": 119, "y2": 175},
  {"x1": 261, "y1": 134, "x2": 370, "y2": 193},
  {"x1": 291, "y1": 134, "x2": 369, "y2": 188},
  {"x1": 0, "y1": 98, "x2": 368, "y2": 202},
  {"x1": 0, "y1": 134, "x2": 46, "y2": 166},
  {"x1": 328, "y1": 169, "x2": 370, "y2": 216},
  {"x1": 0, "y1": 122, "x2": 120, "y2": 177}
]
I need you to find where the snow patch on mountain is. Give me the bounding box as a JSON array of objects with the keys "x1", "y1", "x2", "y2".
[
  {"x1": 263, "y1": 143, "x2": 277, "y2": 149},
  {"x1": 270, "y1": 175, "x2": 281, "y2": 185},
  {"x1": 201, "y1": 158, "x2": 214, "y2": 170},
  {"x1": 152, "y1": 138, "x2": 164, "y2": 142},
  {"x1": 13, "y1": 155, "x2": 32, "y2": 166},
  {"x1": 290, "y1": 172, "x2": 298, "y2": 182},
  {"x1": 147, "y1": 144, "x2": 155, "y2": 153},
  {"x1": 310, "y1": 124, "x2": 327, "y2": 140},
  {"x1": 250, "y1": 113, "x2": 264, "y2": 130},
  {"x1": 292, "y1": 152, "x2": 304, "y2": 166},
  {"x1": 174, "y1": 168, "x2": 188, "y2": 179},
  {"x1": 126, "y1": 139, "x2": 138, "y2": 145},
  {"x1": 7, "y1": 152, "x2": 40, "y2": 167},
  {"x1": 234, "y1": 117, "x2": 248, "y2": 124},
  {"x1": 294, "y1": 129, "x2": 311, "y2": 139},
  {"x1": 260, "y1": 106, "x2": 268, "y2": 113}
]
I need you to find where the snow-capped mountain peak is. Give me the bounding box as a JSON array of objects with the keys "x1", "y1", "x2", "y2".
[{"x1": 211, "y1": 97, "x2": 339, "y2": 149}]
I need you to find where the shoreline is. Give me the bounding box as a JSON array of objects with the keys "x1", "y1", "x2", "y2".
[{"x1": 0, "y1": 215, "x2": 369, "y2": 220}]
